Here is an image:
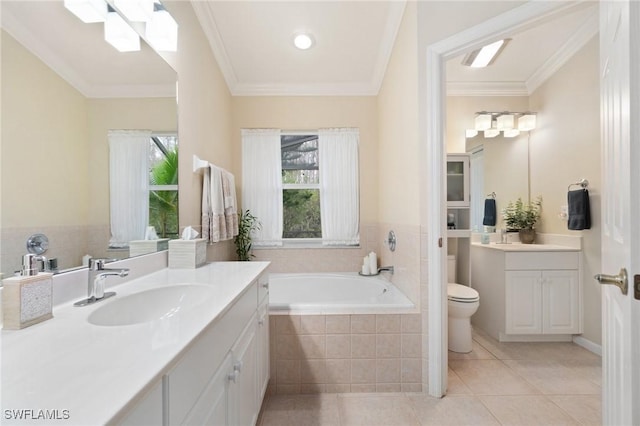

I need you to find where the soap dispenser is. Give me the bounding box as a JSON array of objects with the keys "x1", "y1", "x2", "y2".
[{"x1": 2, "y1": 254, "x2": 54, "y2": 330}]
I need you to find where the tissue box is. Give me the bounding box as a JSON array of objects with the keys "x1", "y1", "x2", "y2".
[
  {"x1": 168, "y1": 238, "x2": 207, "y2": 268},
  {"x1": 129, "y1": 238, "x2": 170, "y2": 257},
  {"x1": 2, "y1": 273, "x2": 54, "y2": 330}
]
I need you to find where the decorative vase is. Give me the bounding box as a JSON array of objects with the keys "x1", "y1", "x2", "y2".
[{"x1": 519, "y1": 229, "x2": 536, "y2": 244}]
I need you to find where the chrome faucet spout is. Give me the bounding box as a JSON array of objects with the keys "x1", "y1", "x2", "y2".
[
  {"x1": 74, "y1": 258, "x2": 129, "y2": 307},
  {"x1": 378, "y1": 266, "x2": 394, "y2": 274}
]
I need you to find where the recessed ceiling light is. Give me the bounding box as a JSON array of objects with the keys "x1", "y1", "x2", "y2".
[{"x1": 293, "y1": 33, "x2": 314, "y2": 50}]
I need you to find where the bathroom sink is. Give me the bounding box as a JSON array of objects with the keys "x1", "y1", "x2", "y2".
[{"x1": 88, "y1": 284, "x2": 215, "y2": 326}]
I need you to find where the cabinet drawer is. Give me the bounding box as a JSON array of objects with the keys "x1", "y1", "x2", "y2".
[
  {"x1": 505, "y1": 251, "x2": 579, "y2": 270},
  {"x1": 168, "y1": 281, "x2": 258, "y2": 425}
]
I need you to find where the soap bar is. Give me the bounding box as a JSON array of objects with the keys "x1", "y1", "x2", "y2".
[{"x1": 2, "y1": 273, "x2": 54, "y2": 330}]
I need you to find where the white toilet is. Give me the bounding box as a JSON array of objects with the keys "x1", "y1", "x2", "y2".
[{"x1": 447, "y1": 255, "x2": 480, "y2": 353}]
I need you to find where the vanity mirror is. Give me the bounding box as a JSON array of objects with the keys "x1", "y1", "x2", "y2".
[
  {"x1": 1, "y1": 1, "x2": 177, "y2": 278},
  {"x1": 466, "y1": 133, "x2": 530, "y2": 232}
]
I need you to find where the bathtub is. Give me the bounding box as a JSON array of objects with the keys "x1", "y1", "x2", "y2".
[{"x1": 268, "y1": 272, "x2": 415, "y2": 315}]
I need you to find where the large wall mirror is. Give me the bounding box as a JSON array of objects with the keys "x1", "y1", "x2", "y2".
[{"x1": 1, "y1": 1, "x2": 177, "y2": 278}]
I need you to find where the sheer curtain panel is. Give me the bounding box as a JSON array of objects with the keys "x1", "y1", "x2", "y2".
[
  {"x1": 318, "y1": 128, "x2": 360, "y2": 245},
  {"x1": 108, "y1": 130, "x2": 150, "y2": 248},
  {"x1": 241, "y1": 129, "x2": 283, "y2": 246}
]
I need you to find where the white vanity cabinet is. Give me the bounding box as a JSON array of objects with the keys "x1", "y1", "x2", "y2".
[
  {"x1": 127, "y1": 272, "x2": 270, "y2": 426},
  {"x1": 471, "y1": 245, "x2": 582, "y2": 342}
]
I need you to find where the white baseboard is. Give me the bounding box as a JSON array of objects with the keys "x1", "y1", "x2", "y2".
[{"x1": 572, "y1": 336, "x2": 602, "y2": 356}]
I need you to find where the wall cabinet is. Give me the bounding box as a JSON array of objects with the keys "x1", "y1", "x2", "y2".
[
  {"x1": 471, "y1": 246, "x2": 582, "y2": 342},
  {"x1": 446, "y1": 154, "x2": 470, "y2": 207}
]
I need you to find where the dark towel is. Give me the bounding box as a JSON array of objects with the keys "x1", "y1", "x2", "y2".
[
  {"x1": 482, "y1": 198, "x2": 497, "y2": 226},
  {"x1": 568, "y1": 189, "x2": 591, "y2": 230}
]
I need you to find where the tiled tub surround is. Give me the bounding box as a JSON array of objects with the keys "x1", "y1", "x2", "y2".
[{"x1": 269, "y1": 314, "x2": 423, "y2": 394}]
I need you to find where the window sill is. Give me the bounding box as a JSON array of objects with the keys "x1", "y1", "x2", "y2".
[{"x1": 255, "y1": 240, "x2": 360, "y2": 250}]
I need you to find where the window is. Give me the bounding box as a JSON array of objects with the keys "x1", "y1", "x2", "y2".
[
  {"x1": 148, "y1": 134, "x2": 179, "y2": 239},
  {"x1": 241, "y1": 128, "x2": 359, "y2": 247},
  {"x1": 281, "y1": 135, "x2": 321, "y2": 239}
]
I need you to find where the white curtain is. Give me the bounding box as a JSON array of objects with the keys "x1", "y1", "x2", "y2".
[
  {"x1": 108, "y1": 130, "x2": 150, "y2": 248},
  {"x1": 318, "y1": 128, "x2": 360, "y2": 245},
  {"x1": 241, "y1": 129, "x2": 283, "y2": 246}
]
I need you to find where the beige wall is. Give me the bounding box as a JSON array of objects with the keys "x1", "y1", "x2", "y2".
[
  {"x1": 529, "y1": 37, "x2": 601, "y2": 345},
  {"x1": 1, "y1": 30, "x2": 89, "y2": 228},
  {"x1": 378, "y1": 1, "x2": 419, "y2": 227},
  {"x1": 166, "y1": 2, "x2": 234, "y2": 231},
  {"x1": 231, "y1": 96, "x2": 379, "y2": 225}
]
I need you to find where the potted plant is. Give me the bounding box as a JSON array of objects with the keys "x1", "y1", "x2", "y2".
[
  {"x1": 502, "y1": 196, "x2": 542, "y2": 244},
  {"x1": 234, "y1": 210, "x2": 261, "y2": 261}
]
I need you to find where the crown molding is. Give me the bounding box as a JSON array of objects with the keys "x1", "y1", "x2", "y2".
[
  {"x1": 446, "y1": 81, "x2": 529, "y2": 97},
  {"x1": 231, "y1": 82, "x2": 378, "y2": 97},
  {"x1": 192, "y1": 0, "x2": 406, "y2": 96},
  {"x1": 526, "y1": 4, "x2": 599, "y2": 94},
  {"x1": 446, "y1": 4, "x2": 598, "y2": 98},
  {"x1": 190, "y1": 1, "x2": 239, "y2": 92},
  {"x1": 370, "y1": 1, "x2": 407, "y2": 94}
]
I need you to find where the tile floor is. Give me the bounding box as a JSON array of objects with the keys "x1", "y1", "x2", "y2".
[{"x1": 257, "y1": 330, "x2": 602, "y2": 425}]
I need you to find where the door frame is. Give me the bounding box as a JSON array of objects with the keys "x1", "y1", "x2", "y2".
[{"x1": 424, "y1": 1, "x2": 591, "y2": 397}]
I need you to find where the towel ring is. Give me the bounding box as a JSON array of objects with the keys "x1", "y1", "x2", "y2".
[
  {"x1": 568, "y1": 179, "x2": 589, "y2": 191},
  {"x1": 487, "y1": 192, "x2": 496, "y2": 199}
]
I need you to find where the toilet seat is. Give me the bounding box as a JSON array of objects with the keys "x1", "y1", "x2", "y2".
[{"x1": 447, "y1": 283, "x2": 479, "y2": 303}]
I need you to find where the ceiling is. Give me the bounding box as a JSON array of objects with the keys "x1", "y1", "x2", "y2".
[
  {"x1": 1, "y1": 1, "x2": 598, "y2": 99},
  {"x1": 1, "y1": 0, "x2": 176, "y2": 98}
]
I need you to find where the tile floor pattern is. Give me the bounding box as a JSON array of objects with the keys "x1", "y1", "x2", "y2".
[{"x1": 257, "y1": 330, "x2": 602, "y2": 425}]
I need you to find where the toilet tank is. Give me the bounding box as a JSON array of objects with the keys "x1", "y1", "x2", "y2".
[{"x1": 447, "y1": 255, "x2": 456, "y2": 282}]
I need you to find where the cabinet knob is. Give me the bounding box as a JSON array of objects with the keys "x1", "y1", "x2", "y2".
[
  {"x1": 228, "y1": 370, "x2": 238, "y2": 383},
  {"x1": 233, "y1": 361, "x2": 243, "y2": 373},
  {"x1": 262, "y1": 282, "x2": 269, "y2": 289},
  {"x1": 258, "y1": 319, "x2": 265, "y2": 326}
]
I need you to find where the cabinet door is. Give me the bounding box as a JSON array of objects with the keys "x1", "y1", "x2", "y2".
[
  {"x1": 256, "y1": 300, "x2": 270, "y2": 405},
  {"x1": 542, "y1": 270, "x2": 580, "y2": 334},
  {"x1": 182, "y1": 352, "x2": 233, "y2": 426},
  {"x1": 228, "y1": 313, "x2": 258, "y2": 426},
  {"x1": 447, "y1": 154, "x2": 469, "y2": 207},
  {"x1": 118, "y1": 379, "x2": 163, "y2": 426},
  {"x1": 505, "y1": 271, "x2": 542, "y2": 334}
]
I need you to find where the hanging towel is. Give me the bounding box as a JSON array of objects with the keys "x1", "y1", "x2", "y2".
[
  {"x1": 568, "y1": 189, "x2": 591, "y2": 230},
  {"x1": 202, "y1": 165, "x2": 227, "y2": 243},
  {"x1": 221, "y1": 169, "x2": 239, "y2": 239},
  {"x1": 482, "y1": 198, "x2": 497, "y2": 226}
]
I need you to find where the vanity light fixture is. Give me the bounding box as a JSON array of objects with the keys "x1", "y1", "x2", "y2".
[
  {"x1": 104, "y1": 11, "x2": 140, "y2": 52},
  {"x1": 465, "y1": 129, "x2": 479, "y2": 138},
  {"x1": 145, "y1": 5, "x2": 178, "y2": 52},
  {"x1": 503, "y1": 128, "x2": 520, "y2": 138},
  {"x1": 496, "y1": 114, "x2": 515, "y2": 131},
  {"x1": 114, "y1": 0, "x2": 154, "y2": 22},
  {"x1": 473, "y1": 111, "x2": 536, "y2": 138},
  {"x1": 474, "y1": 113, "x2": 492, "y2": 131},
  {"x1": 518, "y1": 114, "x2": 537, "y2": 131},
  {"x1": 64, "y1": 0, "x2": 108, "y2": 23},
  {"x1": 484, "y1": 129, "x2": 500, "y2": 138},
  {"x1": 462, "y1": 39, "x2": 510, "y2": 68},
  {"x1": 294, "y1": 33, "x2": 315, "y2": 50}
]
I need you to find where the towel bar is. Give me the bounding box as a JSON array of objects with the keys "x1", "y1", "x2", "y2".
[
  {"x1": 193, "y1": 154, "x2": 209, "y2": 173},
  {"x1": 568, "y1": 178, "x2": 589, "y2": 191}
]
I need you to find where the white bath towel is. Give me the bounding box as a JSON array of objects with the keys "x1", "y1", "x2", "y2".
[{"x1": 201, "y1": 164, "x2": 238, "y2": 243}]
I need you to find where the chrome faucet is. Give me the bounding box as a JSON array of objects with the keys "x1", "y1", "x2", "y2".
[
  {"x1": 74, "y1": 258, "x2": 129, "y2": 307},
  {"x1": 378, "y1": 266, "x2": 395, "y2": 274}
]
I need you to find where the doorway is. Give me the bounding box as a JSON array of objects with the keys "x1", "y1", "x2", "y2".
[{"x1": 425, "y1": 1, "x2": 598, "y2": 398}]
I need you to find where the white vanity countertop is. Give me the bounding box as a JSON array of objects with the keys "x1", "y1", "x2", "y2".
[
  {"x1": 1, "y1": 261, "x2": 270, "y2": 425},
  {"x1": 471, "y1": 242, "x2": 580, "y2": 252}
]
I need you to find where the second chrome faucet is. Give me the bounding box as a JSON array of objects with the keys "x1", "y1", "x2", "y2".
[{"x1": 74, "y1": 258, "x2": 129, "y2": 307}]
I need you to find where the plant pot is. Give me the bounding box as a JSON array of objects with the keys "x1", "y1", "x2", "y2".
[{"x1": 519, "y1": 229, "x2": 536, "y2": 244}]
